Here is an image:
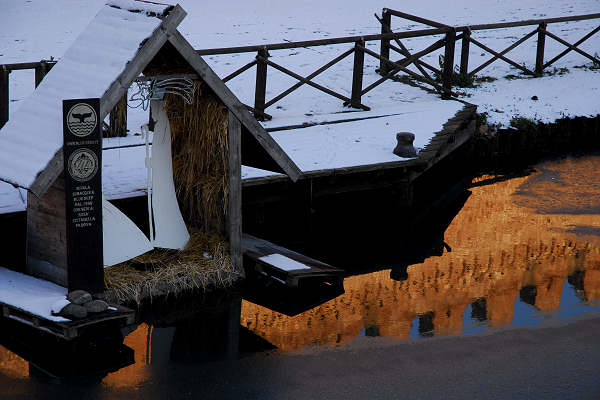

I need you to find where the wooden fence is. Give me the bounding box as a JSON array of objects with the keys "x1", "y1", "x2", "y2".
[
  {"x1": 0, "y1": 60, "x2": 56, "y2": 129},
  {"x1": 1, "y1": 11, "x2": 599, "y2": 127},
  {"x1": 197, "y1": 10, "x2": 600, "y2": 121},
  {"x1": 382, "y1": 9, "x2": 600, "y2": 78},
  {"x1": 0, "y1": 59, "x2": 127, "y2": 135}
]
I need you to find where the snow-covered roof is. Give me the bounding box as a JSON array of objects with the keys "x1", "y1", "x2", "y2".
[
  {"x1": 0, "y1": 0, "x2": 301, "y2": 198},
  {"x1": 0, "y1": 1, "x2": 174, "y2": 194}
]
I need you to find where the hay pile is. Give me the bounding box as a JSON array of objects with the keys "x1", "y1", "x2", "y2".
[
  {"x1": 104, "y1": 231, "x2": 234, "y2": 304},
  {"x1": 164, "y1": 81, "x2": 229, "y2": 233}
]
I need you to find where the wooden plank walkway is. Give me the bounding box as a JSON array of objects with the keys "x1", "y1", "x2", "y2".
[{"x1": 242, "y1": 233, "x2": 345, "y2": 288}]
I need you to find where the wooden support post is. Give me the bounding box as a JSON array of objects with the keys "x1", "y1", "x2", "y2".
[
  {"x1": 535, "y1": 22, "x2": 547, "y2": 76},
  {"x1": 460, "y1": 29, "x2": 471, "y2": 75},
  {"x1": 227, "y1": 111, "x2": 243, "y2": 278},
  {"x1": 34, "y1": 61, "x2": 51, "y2": 88},
  {"x1": 379, "y1": 9, "x2": 392, "y2": 75},
  {"x1": 0, "y1": 68, "x2": 8, "y2": 129},
  {"x1": 226, "y1": 296, "x2": 241, "y2": 359},
  {"x1": 254, "y1": 48, "x2": 269, "y2": 121},
  {"x1": 351, "y1": 39, "x2": 365, "y2": 109},
  {"x1": 108, "y1": 94, "x2": 127, "y2": 137},
  {"x1": 442, "y1": 29, "x2": 456, "y2": 99}
]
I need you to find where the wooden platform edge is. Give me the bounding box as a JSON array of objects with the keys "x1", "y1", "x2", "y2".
[
  {"x1": 242, "y1": 233, "x2": 345, "y2": 288},
  {"x1": 1, "y1": 301, "x2": 135, "y2": 340}
]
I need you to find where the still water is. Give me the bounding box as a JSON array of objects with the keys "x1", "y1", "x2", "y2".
[{"x1": 1, "y1": 154, "x2": 600, "y2": 394}]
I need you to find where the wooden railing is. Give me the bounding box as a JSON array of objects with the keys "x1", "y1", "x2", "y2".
[
  {"x1": 0, "y1": 59, "x2": 127, "y2": 136},
  {"x1": 2, "y1": 11, "x2": 599, "y2": 127},
  {"x1": 383, "y1": 9, "x2": 600, "y2": 77},
  {"x1": 0, "y1": 59, "x2": 56, "y2": 129},
  {"x1": 197, "y1": 27, "x2": 458, "y2": 120},
  {"x1": 197, "y1": 10, "x2": 600, "y2": 120}
]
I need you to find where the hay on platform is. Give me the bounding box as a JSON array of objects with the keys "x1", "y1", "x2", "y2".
[
  {"x1": 164, "y1": 81, "x2": 229, "y2": 233},
  {"x1": 104, "y1": 230, "x2": 233, "y2": 304}
]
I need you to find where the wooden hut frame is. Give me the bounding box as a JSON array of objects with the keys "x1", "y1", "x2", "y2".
[{"x1": 0, "y1": 1, "x2": 302, "y2": 294}]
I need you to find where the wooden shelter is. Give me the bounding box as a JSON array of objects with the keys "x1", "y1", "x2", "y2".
[{"x1": 0, "y1": 0, "x2": 301, "y2": 296}]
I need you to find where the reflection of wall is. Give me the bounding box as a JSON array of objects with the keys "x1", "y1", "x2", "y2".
[
  {"x1": 0, "y1": 345, "x2": 28, "y2": 379},
  {"x1": 102, "y1": 324, "x2": 151, "y2": 388},
  {"x1": 241, "y1": 156, "x2": 600, "y2": 351}
]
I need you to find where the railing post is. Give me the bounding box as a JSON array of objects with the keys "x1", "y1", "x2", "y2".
[
  {"x1": 535, "y1": 22, "x2": 547, "y2": 76},
  {"x1": 108, "y1": 94, "x2": 128, "y2": 137},
  {"x1": 442, "y1": 29, "x2": 456, "y2": 99},
  {"x1": 351, "y1": 39, "x2": 365, "y2": 109},
  {"x1": 254, "y1": 48, "x2": 269, "y2": 121},
  {"x1": 35, "y1": 61, "x2": 47, "y2": 88},
  {"x1": 379, "y1": 9, "x2": 392, "y2": 75},
  {"x1": 0, "y1": 67, "x2": 9, "y2": 130},
  {"x1": 460, "y1": 28, "x2": 471, "y2": 75}
]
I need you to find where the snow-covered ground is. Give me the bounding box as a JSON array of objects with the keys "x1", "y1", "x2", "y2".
[
  {"x1": 0, "y1": 0, "x2": 599, "y2": 215},
  {"x1": 2, "y1": 0, "x2": 599, "y2": 126}
]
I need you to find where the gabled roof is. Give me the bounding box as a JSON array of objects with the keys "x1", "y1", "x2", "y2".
[{"x1": 0, "y1": 0, "x2": 301, "y2": 198}]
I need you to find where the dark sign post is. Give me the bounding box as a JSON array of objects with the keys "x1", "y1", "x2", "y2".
[{"x1": 62, "y1": 98, "x2": 104, "y2": 294}]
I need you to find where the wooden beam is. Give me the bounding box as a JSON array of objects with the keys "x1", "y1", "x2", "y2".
[
  {"x1": 166, "y1": 29, "x2": 303, "y2": 181},
  {"x1": 375, "y1": 13, "x2": 434, "y2": 82},
  {"x1": 265, "y1": 48, "x2": 354, "y2": 109},
  {"x1": 543, "y1": 27, "x2": 600, "y2": 65},
  {"x1": 543, "y1": 24, "x2": 600, "y2": 69},
  {"x1": 195, "y1": 27, "x2": 450, "y2": 55},
  {"x1": 264, "y1": 58, "x2": 370, "y2": 111},
  {"x1": 253, "y1": 49, "x2": 268, "y2": 121},
  {"x1": 379, "y1": 9, "x2": 392, "y2": 75},
  {"x1": 442, "y1": 30, "x2": 456, "y2": 99},
  {"x1": 222, "y1": 60, "x2": 257, "y2": 83},
  {"x1": 535, "y1": 23, "x2": 547, "y2": 75},
  {"x1": 99, "y1": 5, "x2": 187, "y2": 118},
  {"x1": 468, "y1": 28, "x2": 538, "y2": 76},
  {"x1": 350, "y1": 39, "x2": 365, "y2": 109},
  {"x1": 385, "y1": 8, "x2": 450, "y2": 29},
  {"x1": 108, "y1": 94, "x2": 128, "y2": 137},
  {"x1": 0, "y1": 68, "x2": 8, "y2": 130},
  {"x1": 34, "y1": 61, "x2": 54, "y2": 88},
  {"x1": 469, "y1": 37, "x2": 535, "y2": 75},
  {"x1": 460, "y1": 29, "x2": 471, "y2": 75},
  {"x1": 227, "y1": 111, "x2": 243, "y2": 278}
]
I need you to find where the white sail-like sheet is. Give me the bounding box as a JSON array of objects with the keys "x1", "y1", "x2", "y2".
[
  {"x1": 102, "y1": 194, "x2": 153, "y2": 267},
  {"x1": 149, "y1": 100, "x2": 190, "y2": 250}
]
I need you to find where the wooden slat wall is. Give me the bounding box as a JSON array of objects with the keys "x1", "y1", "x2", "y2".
[{"x1": 26, "y1": 176, "x2": 67, "y2": 286}]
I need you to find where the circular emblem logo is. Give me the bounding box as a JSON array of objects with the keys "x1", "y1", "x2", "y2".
[
  {"x1": 67, "y1": 103, "x2": 97, "y2": 137},
  {"x1": 67, "y1": 148, "x2": 99, "y2": 182}
]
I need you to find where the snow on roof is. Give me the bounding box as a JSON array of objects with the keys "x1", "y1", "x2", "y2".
[
  {"x1": 106, "y1": 0, "x2": 173, "y2": 17},
  {"x1": 0, "y1": 1, "x2": 169, "y2": 190}
]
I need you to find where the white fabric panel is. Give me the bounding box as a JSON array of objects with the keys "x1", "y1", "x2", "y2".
[
  {"x1": 102, "y1": 194, "x2": 152, "y2": 267},
  {"x1": 149, "y1": 100, "x2": 190, "y2": 250}
]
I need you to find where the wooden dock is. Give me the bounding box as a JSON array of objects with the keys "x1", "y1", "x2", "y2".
[
  {"x1": 242, "y1": 233, "x2": 345, "y2": 288},
  {"x1": 1, "y1": 301, "x2": 134, "y2": 340}
]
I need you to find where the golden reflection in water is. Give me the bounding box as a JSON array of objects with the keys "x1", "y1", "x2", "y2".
[
  {"x1": 102, "y1": 323, "x2": 151, "y2": 388},
  {"x1": 241, "y1": 156, "x2": 600, "y2": 351},
  {"x1": 0, "y1": 345, "x2": 28, "y2": 379}
]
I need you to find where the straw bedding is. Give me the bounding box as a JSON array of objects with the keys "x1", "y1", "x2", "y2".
[{"x1": 104, "y1": 230, "x2": 235, "y2": 304}]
